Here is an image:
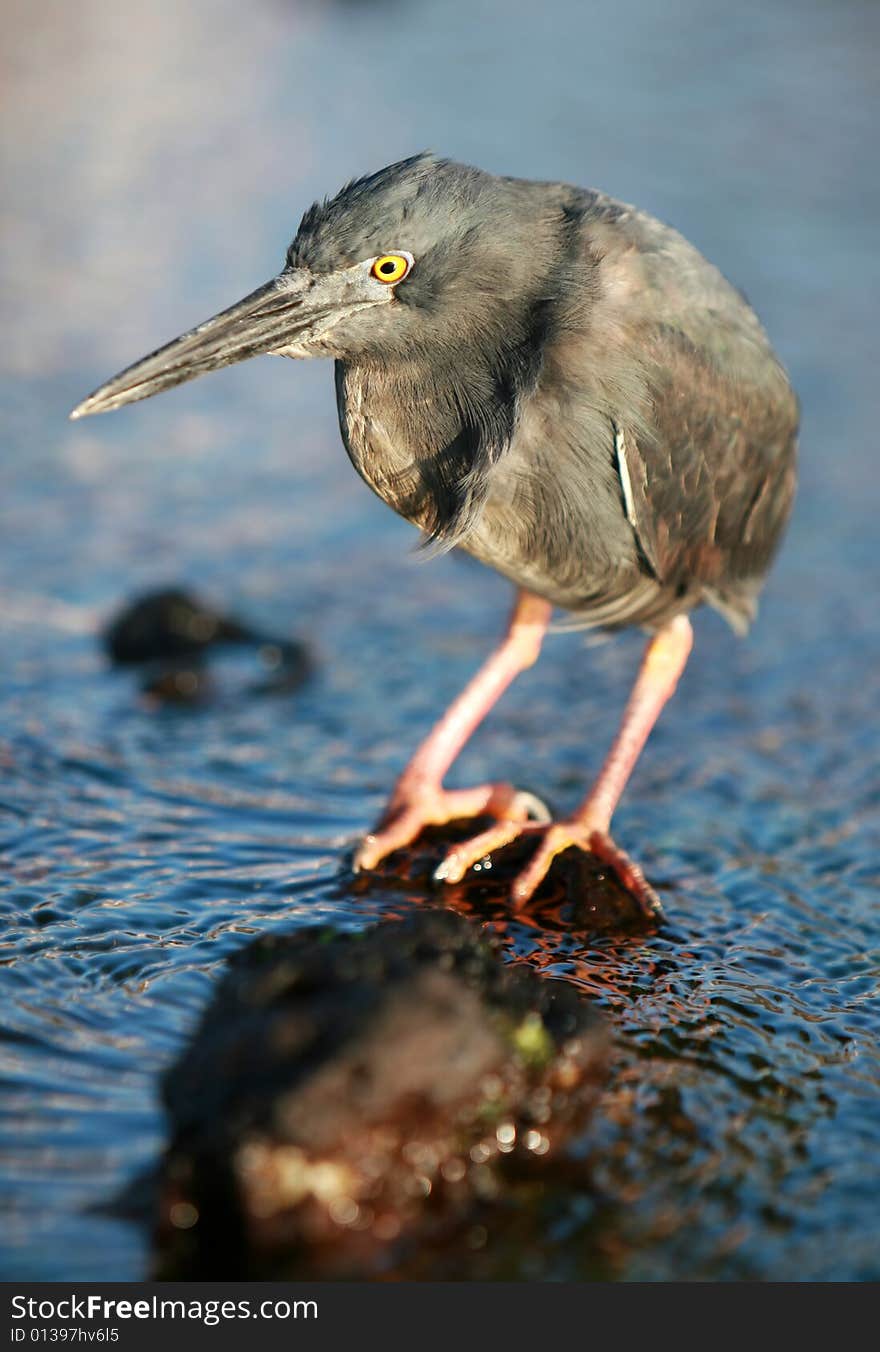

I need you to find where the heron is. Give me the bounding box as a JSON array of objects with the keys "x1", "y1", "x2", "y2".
[{"x1": 71, "y1": 154, "x2": 798, "y2": 917}]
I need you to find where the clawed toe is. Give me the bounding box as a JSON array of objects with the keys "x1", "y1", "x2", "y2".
[
  {"x1": 585, "y1": 829, "x2": 662, "y2": 917},
  {"x1": 433, "y1": 821, "x2": 525, "y2": 884},
  {"x1": 355, "y1": 782, "x2": 662, "y2": 922},
  {"x1": 434, "y1": 815, "x2": 663, "y2": 920},
  {"x1": 432, "y1": 791, "x2": 552, "y2": 884},
  {"x1": 353, "y1": 781, "x2": 546, "y2": 875}
]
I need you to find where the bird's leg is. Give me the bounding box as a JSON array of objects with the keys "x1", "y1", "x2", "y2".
[
  {"x1": 435, "y1": 614, "x2": 694, "y2": 917},
  {"x1": 354, "y1": 591, "x2": 553, "y2": 872}
]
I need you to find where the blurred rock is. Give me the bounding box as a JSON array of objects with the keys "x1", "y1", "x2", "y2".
[
  {"x1": 104, "y1": 587, "x2": 250, "y2": 664},
  {"x1": 155, "y1": 909, "x2": 608, "y2": 1279},
  {"x1": 103, "y1": 586, "x2": 311, "y2": 703}
]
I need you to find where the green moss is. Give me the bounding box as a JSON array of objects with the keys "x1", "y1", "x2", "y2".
[{"x1": 510, "y1": 1012, "x2": 554, "y2": 1070}]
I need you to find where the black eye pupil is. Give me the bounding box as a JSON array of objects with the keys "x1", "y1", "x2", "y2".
[{"x1": 380, "y1": 261, "x2": 396, "y2": 274}]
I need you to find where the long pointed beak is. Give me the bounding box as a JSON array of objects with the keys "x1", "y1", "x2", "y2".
[{"x1": 70, "y1": 270, "x2": 327, "y2": 419}]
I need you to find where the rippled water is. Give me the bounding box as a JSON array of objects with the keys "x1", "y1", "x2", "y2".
[{"x1": 2, "y1": 0, "x2": 879, "y2": 1280}]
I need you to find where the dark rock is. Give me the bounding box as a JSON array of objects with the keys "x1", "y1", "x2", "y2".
[
  {"x1": 155, "y1": 909, "x2": 608, "y2": 1279},
  {"x1": 104, "y1": 588, "x2": 251, "y2": 664},
  {"x1": 103, "y1": 587, "x2": 311, "y2": 703},
  {"x1": 352, "y1": 817, "x2": 661, "y2": 934}
]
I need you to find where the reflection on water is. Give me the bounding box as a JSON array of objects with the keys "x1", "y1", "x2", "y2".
[{"x1": 2, "y1": 0, "x2": 879, "y2": 1280}]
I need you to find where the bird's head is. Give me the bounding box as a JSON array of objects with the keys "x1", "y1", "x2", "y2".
[{"x1": 71, "y1": 153, "x2": 574, "y2": 420}]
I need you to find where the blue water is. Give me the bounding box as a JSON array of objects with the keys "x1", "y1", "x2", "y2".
[{"x1": 1, "y1": 0, "x2": 878, "y2": 1280}]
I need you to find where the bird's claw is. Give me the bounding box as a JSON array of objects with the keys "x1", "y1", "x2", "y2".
[
  {"x1": 435, "y1": 818, "x2": 663, "y2": 919},
  {"x1": 353, "y1": 783, "x2": 550, "y2": 874}
]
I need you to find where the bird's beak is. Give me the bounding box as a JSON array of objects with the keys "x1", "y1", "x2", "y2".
[{"x1": 70, "y1": 267, "x2": 365, "y2": 419}]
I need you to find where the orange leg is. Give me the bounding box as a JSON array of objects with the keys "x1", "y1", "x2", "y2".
[
  {"x1": 434, "y1": 614, "x2": 694, "y2": 917},
  {"x1": 353, "y1": 591, "x2": 553, "y2": 873}
]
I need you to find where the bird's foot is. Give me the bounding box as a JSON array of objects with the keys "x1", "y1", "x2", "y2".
[
  {"x1": 434, "y1": 818, "x2": 663, "y2": 920},
  {"x1": 353, "y1": 782, "x2": 550, "y2": 874}
]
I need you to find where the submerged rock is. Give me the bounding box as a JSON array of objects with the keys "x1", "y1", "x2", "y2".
[{"x1": 155, "y1": 909, "x2": 608, "y2": 1279}]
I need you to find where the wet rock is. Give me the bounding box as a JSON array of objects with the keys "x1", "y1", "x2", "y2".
[
  {"x1": 155, "y1": 909, "x2": 608, "y2": 1279},
  {"x1": 103, "y1": 586, "x2": 311, "y2": 703},
  {"x1": 353, "y1": 817, "x2": 661, "y2": 934}
]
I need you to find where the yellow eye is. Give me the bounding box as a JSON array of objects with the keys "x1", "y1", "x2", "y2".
[{"x1": 371, "y1": 253, "x2": 411, "y2": 284}]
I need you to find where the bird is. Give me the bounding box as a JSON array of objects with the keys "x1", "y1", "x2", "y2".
[{"x1": 71, "y1": 153, "x2": 798, "y2": 917}]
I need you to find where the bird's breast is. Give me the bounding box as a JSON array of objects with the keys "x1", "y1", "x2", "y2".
[
  {"x1": 335, "y1": 363, "x2": 441, "y2": 534},
  {"x1": 334, "y1": 360, "x2": 652, "y2": 620}
]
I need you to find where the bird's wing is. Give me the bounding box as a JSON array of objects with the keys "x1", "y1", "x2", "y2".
[
  {"x1": 571, "y1": 192, "x2": 798, "y2": 615},
  {"x1": 615, "y1": 320, "x2": 798, "y2": 619}
]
